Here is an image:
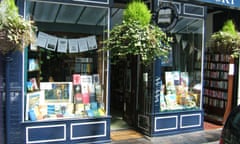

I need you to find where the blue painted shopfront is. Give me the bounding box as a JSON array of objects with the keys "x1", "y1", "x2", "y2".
[
  {"x1": 3, "y1": 0, "x2": 112, "y2": 143},
  {"x1": 1, "y1": 0, "x2": 240, "y2": 143}
]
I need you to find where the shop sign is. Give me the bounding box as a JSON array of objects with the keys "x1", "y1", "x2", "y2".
[
  {"x1": 197, "y1": 0, "x2": 240, "y2": 8},
  {"x1": 30, "y1": 0, "x2": 109, "y2": 5},
  {"x1": 155, "y1": 2, "x2": 178, "y2": 32},
  {"x1": 74, "y1": 0, "x2": 109, "y2": 4}
]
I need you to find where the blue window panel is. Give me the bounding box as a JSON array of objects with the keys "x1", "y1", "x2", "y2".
[
  {"x1": 71, "y1": 121, "x2": 106, "y2": 140},
  {"x1": 155, "y1": 116, "x2": 178, "y2": 132},
  {"x1": 27, "y1": 124, "x2": 66, "y2": 143}
]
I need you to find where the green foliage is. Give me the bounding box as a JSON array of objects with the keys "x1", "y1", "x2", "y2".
[
  {"x1": 208, "y1": 19, "x2": 240, "y2": 58},
  {"x1": 123, "y1": 0, "x2": 151, "y2": 26},
  {"x1": 102, "y1": 19, "x2": 172, "y2": 65},
  {"x1": 0, "y1": 0, "x2": 37, "y2": 54},
  {"x1": 221, "y1": 19, "x2": 238, "y2": 36},
  {"x1": 101, "y1": 1, "x2": 172, "y2": 65}
]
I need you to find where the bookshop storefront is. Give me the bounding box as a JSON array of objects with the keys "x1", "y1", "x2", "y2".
[
  {"x1": 4, "y1": 0, "x2": 111, "y2": 143},
  {"x1": 134, "y1": 0, "x2": 206, "y2": 136},
  {"x1": 134, "y1": 0, "x2": 240, "y2": 137},
  {"x1": 115, "y1": 0, "x2": 239, "y2": 137}
]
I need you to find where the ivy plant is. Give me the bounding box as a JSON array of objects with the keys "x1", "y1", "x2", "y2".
[{"x1": 101, "y1": 0, "x2": 172, "y2": 65}]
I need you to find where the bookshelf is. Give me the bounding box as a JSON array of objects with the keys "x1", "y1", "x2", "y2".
[{"x1": 203, "y1": 53, "x2": 234, "y2": 124}]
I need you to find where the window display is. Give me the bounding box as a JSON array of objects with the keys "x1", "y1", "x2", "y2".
[
  {"x1": 138, "y1": 17, "x2": 203, "y2": 114},
  {"x1": 24, "y1": 4, "x2": 109, "y2": 121},
  {"x1": 158, "y1": 17, "x2": 203, "y2": 112}
]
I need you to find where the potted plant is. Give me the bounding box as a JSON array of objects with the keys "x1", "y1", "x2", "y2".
[
  {"x1": 101, "y1": 0, "x2": 172, "y2": 65},
  {"x1": 0, "y1": 0, "x2": 37, "y2": 55},
  {"x1": 208, "y1": 19, "x2": 240, "y2": 57}
]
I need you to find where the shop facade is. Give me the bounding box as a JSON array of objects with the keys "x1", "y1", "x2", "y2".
[
  {"x1": 110, "y1": 0, "x2": 240, "y2": 137},
  {"x1": 135, "y1": 0, "x2": 240, "y2": 136},
  {"x1": 2, "y1": 0, "x2": 112, "y2": 143},
  {"x1": 1, "y1": 0, "x2": 240, "y2": 144}
]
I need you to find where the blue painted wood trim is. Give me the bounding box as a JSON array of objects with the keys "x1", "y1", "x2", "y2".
[
  {"x1": 0, "y1": 54, "x2": 6, "y2": 144},
  {"x1": 23, "y1": 117, "x2": 111, "y2": 144},
  {"x1": 5, "y1": 51, "x2": 24, "y2": 144},
  {"x1": 29, "y1": 0, "x2": 112, "y2": 7},
  {"x1": 150, "y1": 110, "x2": 204, "y2": 137}
]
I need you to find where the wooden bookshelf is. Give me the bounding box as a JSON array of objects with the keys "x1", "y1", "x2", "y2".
[{"x1": 203, "y1": 53, "x2": 234, "y2": 125}]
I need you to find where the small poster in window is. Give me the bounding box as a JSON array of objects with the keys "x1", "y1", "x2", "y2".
[
  {"x1": 40, "y1": 82, "x2": 72, "y2": 103},
  {"x1": 78, "y1": 38, "x2": 88, "y2": 52},
  {"x1": 46, "y1": 35, "x2": 58, "y2": 51},
  {"x1": 57, "y1": 38, "x2": 68, "y2": 53},
  {"x1": 36, "y1": 31, "x2": 48, "y2": 48},
  {"x1": 87, "y1": 35, "x2": 97, "y2": 50},
  {"x1": 68, "y1": 39, "x2": 79, "y2": 53}
]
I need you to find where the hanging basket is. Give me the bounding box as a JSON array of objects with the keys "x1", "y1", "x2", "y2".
[{"x1": 0, "y1": 29, "x2": 19, "y2": 55}]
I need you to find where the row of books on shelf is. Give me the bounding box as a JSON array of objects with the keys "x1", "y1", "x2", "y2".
[
  {"x1": 204, "y1": 63, "x2": 229, "y2": 71},
  {"x1": 205, "y1": 54, "x2": 230, "y2": 62},
  {"x1": 204, "y1": 71, "x2": 228, "y2": 79},
  {"x1": 204, "y1": 88, "x2": 228, "y2": 99},
  {"x1": 28, "y1": 102, "x2": 106, "y2": 121},
  {"x1": 74, "y1": 57, "x2": 93, "y2": 74},
  {"x1": 204, "y1": 96, "x2": 227, "y2": 109},
  {"x1": 204, "y1": 80, "x2": 228, "y2": 89},
  {"x1": 75, "y1": 63, "x2": 93, "y2": 74}
]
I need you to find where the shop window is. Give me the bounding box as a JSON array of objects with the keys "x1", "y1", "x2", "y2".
[
  {"x1": 139, "y1": 17, "x2": 204, "y2": 114},
  {"x1": 24, "y1": 2, "x2": 109, "y2": 121},
  {"x1": 160, "y1": 17, "x2": 204, "y2": 112}
]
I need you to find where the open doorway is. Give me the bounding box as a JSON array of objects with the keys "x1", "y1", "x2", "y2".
[{"x1": 110, "y1": 56, "x2": 138, "y2": 131}]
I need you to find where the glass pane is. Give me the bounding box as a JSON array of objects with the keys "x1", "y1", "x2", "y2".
[
  {"x1": 160, "y1": 17, "x2": 203, "y2": 112},
  {"x1": 24, "y1": 1, "x2": 109, "y2": 121}
]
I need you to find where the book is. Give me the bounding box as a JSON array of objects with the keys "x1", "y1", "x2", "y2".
[
  {"x1": 73, "y1": 74, "x2": 81, "y2": 85},
  {"x1": 30, "y1": 77, "x2": 39, "y2": 90},
  {"x1": 29, "y1": 109, "x2": 37, "y2": 121},
  {"x1": 28, "y1": 58, "x2": 39, "y2": 71}
]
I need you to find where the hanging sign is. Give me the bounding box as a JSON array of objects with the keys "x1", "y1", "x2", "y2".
[
  {"x1": 155, "y1": 2, "x2": 178, "y2": 32},
  {"x1": 196, "y1": 0, "x2": 240, "y2": 8}
]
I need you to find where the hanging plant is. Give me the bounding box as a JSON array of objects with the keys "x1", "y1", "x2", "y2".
[
  {"x1": 208, "y1": 19, "x2": 240, "y2": 57},
  {"x1": 101, "y1": 0, "x2": 172, "y2": 65},
  {"x1": 0, "y1": 0, "x2": 37, "y2": 55}
]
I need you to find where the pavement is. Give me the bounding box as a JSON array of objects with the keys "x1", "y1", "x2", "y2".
[{"x1": 111, "y1": 128, "x2": 222, "y2": 144}]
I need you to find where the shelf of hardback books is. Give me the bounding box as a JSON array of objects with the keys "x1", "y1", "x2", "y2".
[
  {"x1": 25, "y1": 34, "x2": 107, "y2": 122},
  {"x1": 203, "y1": 53, "x2": 232, "y2": 124}
]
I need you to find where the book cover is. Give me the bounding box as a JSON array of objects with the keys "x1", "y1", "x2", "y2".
[
  {"x1": 75, "y1": 103, "x2": 85, "y2": 115},
  {"x1": 26, "y1": 91, "x2": 44, "y2": 120},
  {"x1": 73, "y1": 74, "x2": 81, "y2": 85},
  {"x1": 30, "y1": 77, "x2": 39, "y2": 90},
  {"x1": 29, "y1": 109, "x2": 37, "y2": 121},
  {"x1": 28, "y1": 59, "x2": 39, "y2": 71},
  {"x1": 81, "y1": 75, "x2": 92, "y2": 84}
]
